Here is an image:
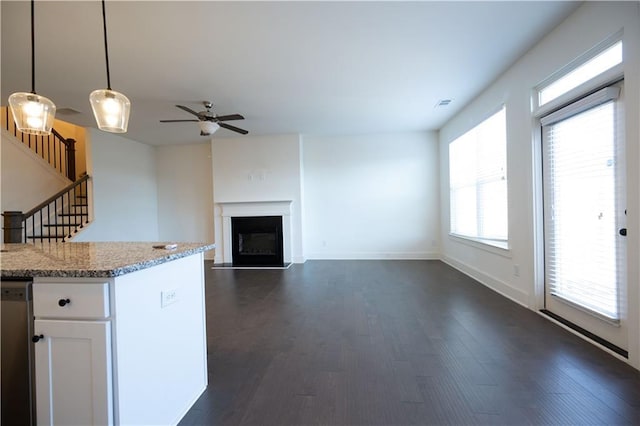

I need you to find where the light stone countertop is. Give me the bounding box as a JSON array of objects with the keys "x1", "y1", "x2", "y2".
[{"x1": 0, "y1": 242, "x2": 215, "y2": 278}]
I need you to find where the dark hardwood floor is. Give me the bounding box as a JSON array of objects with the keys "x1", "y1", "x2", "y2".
[{"x1": 179, "y1": 260, "x2": 640, "y2": 425}]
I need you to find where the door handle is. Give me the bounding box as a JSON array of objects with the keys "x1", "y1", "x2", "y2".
[{"x1": 619, "y1": 228, "x2": 627, "y2": 236}]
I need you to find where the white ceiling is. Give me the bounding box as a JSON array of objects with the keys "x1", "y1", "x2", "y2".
[{"x1": 1, "y1": 1, "x2": 581, "y2": 146}]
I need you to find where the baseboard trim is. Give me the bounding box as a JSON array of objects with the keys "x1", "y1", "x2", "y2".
[
  {"x1": 304, "y1": 252, "x2": 440, "y2": 260},
  {"x1": 441, "y1": 255, "x2": 529, "y2": 308}
]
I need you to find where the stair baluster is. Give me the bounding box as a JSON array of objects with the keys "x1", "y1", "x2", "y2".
[
  {"x1": 2, "y1": 174, "x2": 90, "y2": 243},
  {"x1": 3, "y1": 107, "x2": 76, "y2": 181}
]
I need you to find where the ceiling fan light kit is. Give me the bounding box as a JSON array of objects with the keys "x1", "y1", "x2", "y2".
[
  {"x1": 199, "y1": 121, "x2": 220, "y2": 136},
  {"x1": 89, "y1": 0, "x2": 130, "y2": 133},
  {"x1": 9, "y1": 0, "x2": 56, "y2": 136}
]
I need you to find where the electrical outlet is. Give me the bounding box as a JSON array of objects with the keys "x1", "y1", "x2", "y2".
[
  {"x1": 513, "y1": 265, "x2": 520, "y2": 277},
  {"x1": 161, "y1": 289, "x2": 179, "y2": 308}
]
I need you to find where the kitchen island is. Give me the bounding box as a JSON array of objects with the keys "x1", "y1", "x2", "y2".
[{"x1": 1, "y1": 241, "x2": 214, "y2": 426}]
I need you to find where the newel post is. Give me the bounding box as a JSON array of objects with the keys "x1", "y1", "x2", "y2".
[
  {"x1": 66, "y1": 138, "x2": 76, "y2": 181},
  {"x1": 3, "y1": 211, "x2": 24, "y2": 243}
]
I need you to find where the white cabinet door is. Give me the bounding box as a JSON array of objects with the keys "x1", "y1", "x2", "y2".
[{"x1": 33, "y1": 320, "x2": 113, "y2": 426}]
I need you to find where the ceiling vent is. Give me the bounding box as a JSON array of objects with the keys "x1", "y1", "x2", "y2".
[{"x1": 435, "y1": 99, "x2": 452, "y2": 108}]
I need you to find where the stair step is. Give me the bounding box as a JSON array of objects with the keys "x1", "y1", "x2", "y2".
[
  {"x1": 58, "y1": 213, "x2": 87, "y2": 217},
  {"x1": 72, "y1": 204, "x2": 88, "y2": 208},
  {"x1": 26, "y1": 235, "x2": 69, "y2": 240},
  {"x1": 75, "y1": 195, "x2": 88, "y2": 199},
  {"x1": 43, "y1": 223, "x2": 83, "y2": 227}
]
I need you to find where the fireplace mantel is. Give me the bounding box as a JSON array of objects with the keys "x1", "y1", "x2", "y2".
[
  {"x1": 217, "y1": 200, "x2": 293, "y2": 264},
  {"x1": 218, "y1": 200, "x2": 293, "y2": 217}
]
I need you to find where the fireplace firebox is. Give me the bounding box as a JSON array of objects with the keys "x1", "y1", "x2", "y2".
[{"x1": 231, "y1": 216, "x2": 284, "y2": 267}]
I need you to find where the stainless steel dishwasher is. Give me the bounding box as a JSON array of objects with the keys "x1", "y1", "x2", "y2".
[{"x1": 1, "y1": 279, "x2": 36, "y2": 426}]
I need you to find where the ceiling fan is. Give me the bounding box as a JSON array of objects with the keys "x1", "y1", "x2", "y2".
[{"x1": 160, "y1": 101, "x2": 248, "y2": 135}]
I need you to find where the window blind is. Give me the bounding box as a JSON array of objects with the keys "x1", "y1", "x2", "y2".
[
  {"x1": 542, "y1": 87, "x2": 623, "y2": 320},
  {"x1": 449, "y1": 107, "x2": 507, "y2": 242}
]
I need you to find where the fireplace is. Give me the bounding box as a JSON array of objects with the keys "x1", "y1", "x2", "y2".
[
  {"x1": 217, "y1": 200, "x2": 293, "y2": 266},
  {"x1": 231, "y1": 216, "x2": 284, "y2": 267}
]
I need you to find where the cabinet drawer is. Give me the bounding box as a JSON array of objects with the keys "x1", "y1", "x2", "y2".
[{"x1": 33, "y1": 282, "x2": 110, "y2": 319}]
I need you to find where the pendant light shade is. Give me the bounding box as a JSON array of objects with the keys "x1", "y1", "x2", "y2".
[
  {"x1": 90, "y1": 0, "x2": 130, "y2": 133},
  {"x1": 8, "y1": 0, "x2": 56, "y2": 135},
  {"x1": 9, "y1": 92, "x2": 56, "y2": 136},
  {"x1": 90, "y1": 89, "x2": 130, "y2": 133}
]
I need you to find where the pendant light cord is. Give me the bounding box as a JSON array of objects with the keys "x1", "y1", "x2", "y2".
[
  {"x1": 101, "y1": 0, "x2": 112, "y2": 90},
  {"x1": 30, "y1": 0, "x2": 35, "y2": 93}
]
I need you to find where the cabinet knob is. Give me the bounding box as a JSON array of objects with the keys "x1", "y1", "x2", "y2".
[
  {"x1": 58, "y1": 298, "x2": 71, "y2": 307},
  {"x1": 619, "y1": 228, "x2": 627, "y2": 236},
  {"x1": 32, "y1": 334, "x2": 44, "y2": 343}
]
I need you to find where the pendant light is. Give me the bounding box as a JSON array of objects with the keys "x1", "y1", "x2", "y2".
[
  {"x1": 90, "y1": 0, "x2": 130, "y2": 133},
  {"x1": 8, "y1": 0, "x2": 56, "y2": 136}
]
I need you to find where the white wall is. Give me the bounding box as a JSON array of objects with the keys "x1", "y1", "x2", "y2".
[
  {"x1": 439, "y1": 2, "x2": 640, "y2": 369},
  {"x1": 156, "y1": 144, "x2": 215, "y2": 259},
  {"x1": 73, "y1": 129, "x2": 159, "y2": 242},
  {"x1": 303, "y1": 132, "x2": 440, "y2": 259},
  {"x1": 1, "y1": 130, "x2": 70, "y2": 212},
  {"x1": 211, "y1": 134, "x2": 304, "y2": 263},
  {"x1": 0, "y1": 131, "x2": 71, "y2": 242}
]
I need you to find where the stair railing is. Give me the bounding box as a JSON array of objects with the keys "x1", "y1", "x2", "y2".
[
  {"x1": 3, "y1": 107, "x2": 76, "y2": 181},
  {"x1": 3, "y1": 174, "x2": 90, "y2": 243}
]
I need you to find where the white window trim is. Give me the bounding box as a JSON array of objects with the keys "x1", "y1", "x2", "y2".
[
  {"x1": 551, "y1": 293, "x2": 622, "y2": 326},
  {"x1": 534, "y1": 65, "x2": 623, "y2": 118},
  {"x1": 448, "y1": 233, "x2": 511, "y2": 257},
  {"x1": 533, "y1": 31, "x2": 623, "y2": 117},
  {"x1": 540, "y1": 85, "x2": 621, "y2": 126}
]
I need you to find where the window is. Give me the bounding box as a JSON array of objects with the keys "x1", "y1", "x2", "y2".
[
  {"x1": 449, "y1": 106, "x2": 508, "y2": 246},
  {"x1": 537, "y1": 40, "x2": 622, "y2": 108}
]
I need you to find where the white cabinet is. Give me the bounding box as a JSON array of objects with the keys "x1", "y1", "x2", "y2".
[
  {"x1": 33, "y1": 282, "x2": 109, "y2": 319},
  {"x1": 32, "y1": 281, "x2": 112, "y2": 426},
  {"x1": 30, "y1": 253, "x2": 208, "y2": 426},
  {"x1": 33, "y1": 320, "x2": 112, "y2": 426}
]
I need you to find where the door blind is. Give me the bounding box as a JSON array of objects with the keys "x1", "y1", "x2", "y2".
[{"x1": 542, "y1": 87, "x2": 623, "y2": 320}]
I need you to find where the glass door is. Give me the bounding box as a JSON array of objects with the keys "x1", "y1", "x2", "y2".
[{"x1": 542, "y1": 83, "x2": 627, "y2": 352}]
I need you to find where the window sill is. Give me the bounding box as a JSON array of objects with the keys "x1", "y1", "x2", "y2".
[{"x1": 448, "y1": 233, "x2": 511, "y2": 258}]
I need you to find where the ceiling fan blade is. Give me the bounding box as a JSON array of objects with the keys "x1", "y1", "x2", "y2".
[
  {"x1": 214, "y1": 114, "x2": 245, "y2": 122},
  {"x1": 175, "y1": 105, "x2": 203, "y2": 118},
  {"x1": 159, "y1": 119, "x2": 200, "y2": 123},
  {"x1": 219, "y1": 122, "x2": 249, "y2": 135}
]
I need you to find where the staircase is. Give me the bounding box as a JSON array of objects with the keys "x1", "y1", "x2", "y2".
[
  {"x1": 2, "y1": 107, "x2": 77, "y2": 181},
  {"x1": 2, "y1": 108, "x2": 91, "y2": 243}
]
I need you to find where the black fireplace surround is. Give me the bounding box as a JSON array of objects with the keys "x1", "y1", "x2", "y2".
[{"x1": 231, "y1": 216, "x2": 284, "y2": 267}]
